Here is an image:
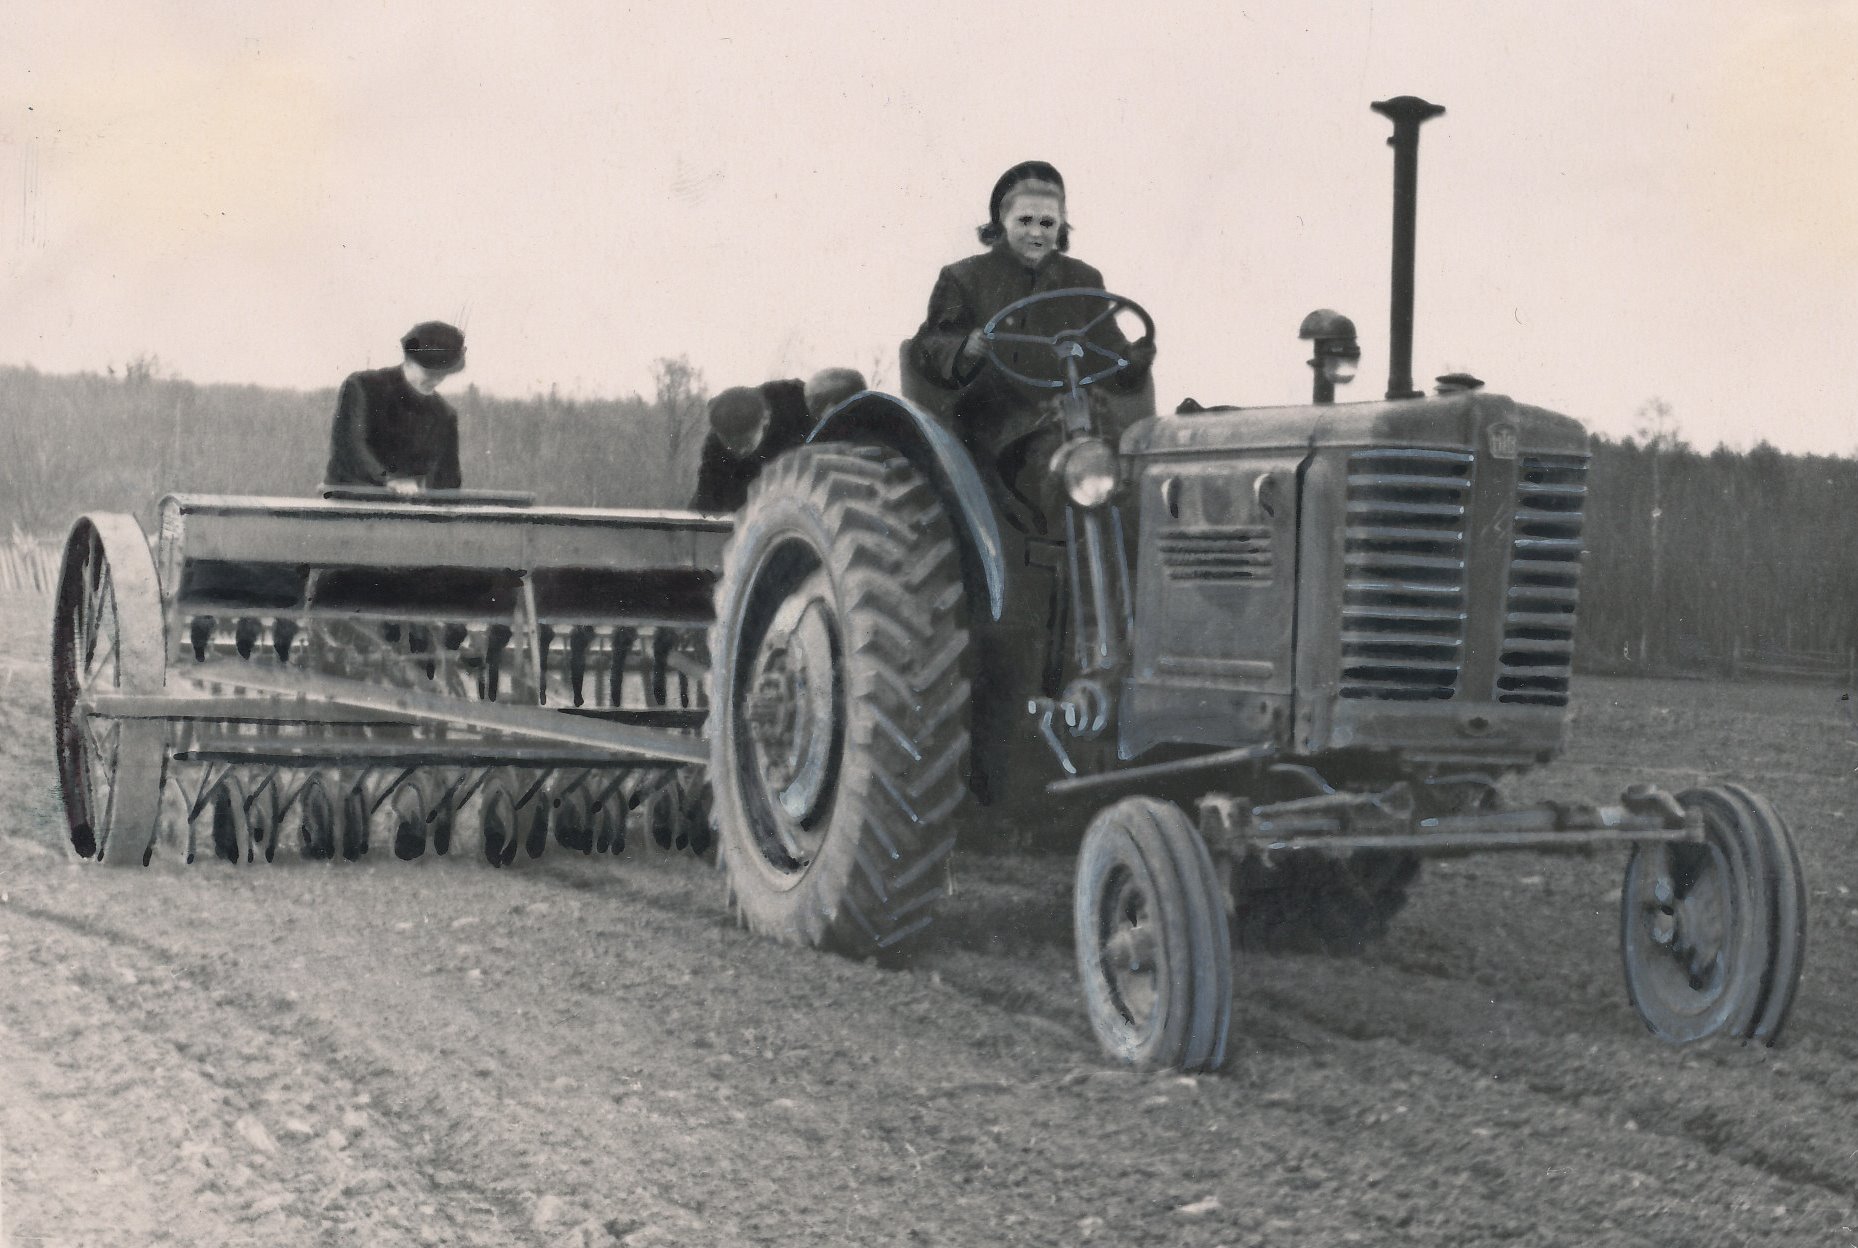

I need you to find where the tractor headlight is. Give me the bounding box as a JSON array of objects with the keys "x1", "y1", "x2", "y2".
[
  {"x1": 1320, "y1": 352, "x2": 1359, "y2": 385},
  {"x1": 1053, "y1": 437, "x2": 1119, "y2": 508}
]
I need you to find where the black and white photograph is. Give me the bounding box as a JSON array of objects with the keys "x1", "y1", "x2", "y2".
[{"x1": 2, "y1": 3, "x2": 1855, "y2": 1245}]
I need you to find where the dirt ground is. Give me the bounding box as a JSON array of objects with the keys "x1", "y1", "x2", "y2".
[{"x1": 4, "y1": 590, "x2": 1858, "y2": 1248}]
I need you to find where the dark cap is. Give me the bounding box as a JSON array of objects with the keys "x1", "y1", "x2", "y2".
[
  {"x1": 708, "y1": 385, "x2": 771, "y2": 454},
  {"x1": 988, "y1": 160, "x2": 1065, "y2": 226},
  {"x1": 803, "y1": 367, "x2": 867, "y2": 420},
  {"x1": 401, "y1": 321, "x2": 466, "y2": 374}
]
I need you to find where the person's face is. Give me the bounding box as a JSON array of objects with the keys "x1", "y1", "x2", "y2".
[
  {"x1": 402, "y1": 360, "x2": 452, "y2": 395},
  {"x1": 719, "y1": 414, "x2": 769, "y2": 458},
  {"x1": 1002, "y1": 191, "x2": 1064, "y2": 268}
]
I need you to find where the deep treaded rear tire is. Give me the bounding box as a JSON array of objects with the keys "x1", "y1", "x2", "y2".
[{"x1": 711, "y1": 446, "x2": 971, "y2": 953}]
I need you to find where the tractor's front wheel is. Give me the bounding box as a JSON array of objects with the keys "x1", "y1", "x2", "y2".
[
  {"x1": 1074, "y1": 796, "x2": 1232, "y2": 1072},
  {"x1": 1621, "y1": 784, "x2": 1806, "y2": 1044},
  {"x1": 711, "y1": 446, "x2": 971, "y2": 953}
]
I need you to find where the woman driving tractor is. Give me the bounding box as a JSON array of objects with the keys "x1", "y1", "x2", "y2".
[{"x1": 909, "y1": 161, "x2": 1157, "y2": 523}]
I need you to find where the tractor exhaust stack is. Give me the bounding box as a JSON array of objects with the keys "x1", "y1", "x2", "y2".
[{"x1": 1371, "y1": 95, "x2": 1445, "y2": 400}]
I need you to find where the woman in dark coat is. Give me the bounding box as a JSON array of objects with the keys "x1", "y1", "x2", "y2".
[
  {"x1": 908, "y1": 160, "x2": 1155, "y2": 510},
  {"x1": 324, "y1": 320, "x2": 467, "y2": 493}
]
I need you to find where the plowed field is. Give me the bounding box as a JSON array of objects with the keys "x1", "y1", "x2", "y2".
[{"x1": 3, "y1": 595, "x2": 1855, "y2": 1247}]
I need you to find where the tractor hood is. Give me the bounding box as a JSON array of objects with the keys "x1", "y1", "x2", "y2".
[{"x1": 1121, "y1": 391, "x2": 1589, "y2": 459}]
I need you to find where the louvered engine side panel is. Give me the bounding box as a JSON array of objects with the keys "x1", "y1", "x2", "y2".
[
  {"x1": 1340, "y1": 448, "x2": 1473, "y2": 701},
  {"x1": 1497, "y1": 452, "x2": 1587, "y2": 705},
  {"x1": 1158, "y1": 525, "x2": 1273, "y2": 583}
]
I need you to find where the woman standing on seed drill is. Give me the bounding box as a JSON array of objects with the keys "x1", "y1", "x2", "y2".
[
  {"x1": 909, "y1": 161, "x2": 1156, "y2": 520},
  {"x1": 324, "y1": 321, "x2": 467, "y2": 495}
]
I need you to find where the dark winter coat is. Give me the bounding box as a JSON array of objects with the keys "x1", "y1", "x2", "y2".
[
  {"x1": 689, "y1": 379, "x2": 814, "y2": 513},
  {"x1": 324, "y1": 366, "x2": 462, "y2": 490},
  {"x1": 909, "y1": 245, "x2": 1147, "y2": 453}
]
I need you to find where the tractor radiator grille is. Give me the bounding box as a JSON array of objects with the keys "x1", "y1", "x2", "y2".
[
  {"x1": 1498, "y1": 453, "x2": 1587, "y2": 706},
  {"x1": 1340, "y1": 448, "x2": 1473, "y2": 701},
  {"x1": 1158, "y1": 525, "x2": 1274, "y2": 582}
]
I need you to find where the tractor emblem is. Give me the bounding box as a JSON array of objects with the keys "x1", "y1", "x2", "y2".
[{"x1": 1488, "y1": 423, "x2": 1517, "y2": 460}]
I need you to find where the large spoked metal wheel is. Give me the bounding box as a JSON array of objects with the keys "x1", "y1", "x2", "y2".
[
  {"x1": 711, "y1": 446, "x2": 971, "y2": 953},
  {"x1": 1621, "y1": 784, "x2": 1806, "y2": 1045},
  {"x1": 1075, "y1": 797, "x2": 1232, "y2": 1072},
  {"x1": 51, "y1": 515, "x2": 169, "y2": 865}
]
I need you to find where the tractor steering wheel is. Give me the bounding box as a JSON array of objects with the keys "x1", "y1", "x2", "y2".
[{"x1": 979, "y1": 288, "x2": 1155, "y2": 391}]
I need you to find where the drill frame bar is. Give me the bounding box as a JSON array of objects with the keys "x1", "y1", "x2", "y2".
[
  {"x1": 84, "y1": 667, "x2": 709, "y2": 765},
  {"x1": 168, "y1": 738, "x2": 690, "y2": 769},
  {"x1": 161, "y1": 494, "x2": 733, "y2": 576}
]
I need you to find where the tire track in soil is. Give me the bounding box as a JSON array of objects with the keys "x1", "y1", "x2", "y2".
[
  {"x1": 907, "y1": 852, "x2": 1855, "y2": 1246},
  {"x1": 0, "y1": 848, "x2": 1657, "y2": 1248},
  {"x1": 0, "y1": 890, "x2": 529, "y2": 1247},
  {"x1": 7, "y1": 653, "x2": 1858, "y2": 1246},
  {"x1": 1242, "y1": 964, "x2": 1858, "y2": 1211},
  {"x1": 1327, "y1": 848, "x2": 1858, "y2": 1209},
  {"x1": 7, "y1": 815, "x2": 1853, "y2": 1248},
  {"x1": 1213, "y1": 957, "x2": 1846, "y2": 1246},
  {"x1": 953, "y1": 760, "x2": 1858, "y2": 1209},
  {"x1": 1237, "y1": 855, "x2": 1858, "y2": 1239},
  {"x1": 0, "y1": 860, "x2": 752, "y2": 1246}
]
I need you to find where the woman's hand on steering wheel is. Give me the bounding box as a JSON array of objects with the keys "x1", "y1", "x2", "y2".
[{"x1": 978, "y1": 288, "x2": 1156, "y2": 391}]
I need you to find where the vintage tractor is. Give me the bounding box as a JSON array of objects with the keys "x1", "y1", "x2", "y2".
[
  {"x1": 53, "y1": 97, "x2": 1807, "y2": 1075},
  {"x1": 703, "y1": 97, "x2": 1807, "y2": 1069}
]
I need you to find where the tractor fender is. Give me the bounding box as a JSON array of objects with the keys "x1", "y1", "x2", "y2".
[{"x1": 806, "y1": 391, "x2": 1006, "y2": 622}]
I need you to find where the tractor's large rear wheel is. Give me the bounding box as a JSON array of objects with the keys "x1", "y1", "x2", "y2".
[
  {"x1": 711, "y1": 446, "x2": 971, "y2": 953},
  {"x1": 51, "y1": 515, "x2": 169, "y2": 865}
]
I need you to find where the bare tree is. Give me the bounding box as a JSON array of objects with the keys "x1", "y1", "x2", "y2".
[
  {"x1": 651, "y1": 356, "x2": 708, "y2": 505},
  {"x1": 860, "y1": 346, "x2": 892, "y2": 395},
  {"x1": 123, "y1": 353, "x2": 163, "y2": 388},
  {"x1": 1632, "y1": 396, "x2": 1682, "y2": 452},
  {"x1": 1632, "y1": 398, "x2": 1679, "y2": 667}
]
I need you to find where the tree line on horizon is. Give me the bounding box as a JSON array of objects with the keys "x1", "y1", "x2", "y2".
[
  {"x1": 1574, "y1": 431, "x2": 1858, "y2": 676},
  {"x1": 0, "y1": 359, "x2": 709, "y2": 539},
  {"x1": 2, "y1": 365, "x2": 1851, "y2": 678}
]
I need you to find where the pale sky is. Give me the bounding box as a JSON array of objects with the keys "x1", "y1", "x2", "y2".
[{"x1": 4, "y1": 1, "x2": 1856, "y2": 453}]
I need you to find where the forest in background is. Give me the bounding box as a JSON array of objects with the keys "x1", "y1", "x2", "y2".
[
  {"x1": 0, "y1": 357, "x2": 710, "y2": 537},
  {"x1": 1576, "y1": 429, "x2": 1858, "y2": 679},
  {"x1": 1, "y1": 364, "x2": 1852, "y2": 680}
]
